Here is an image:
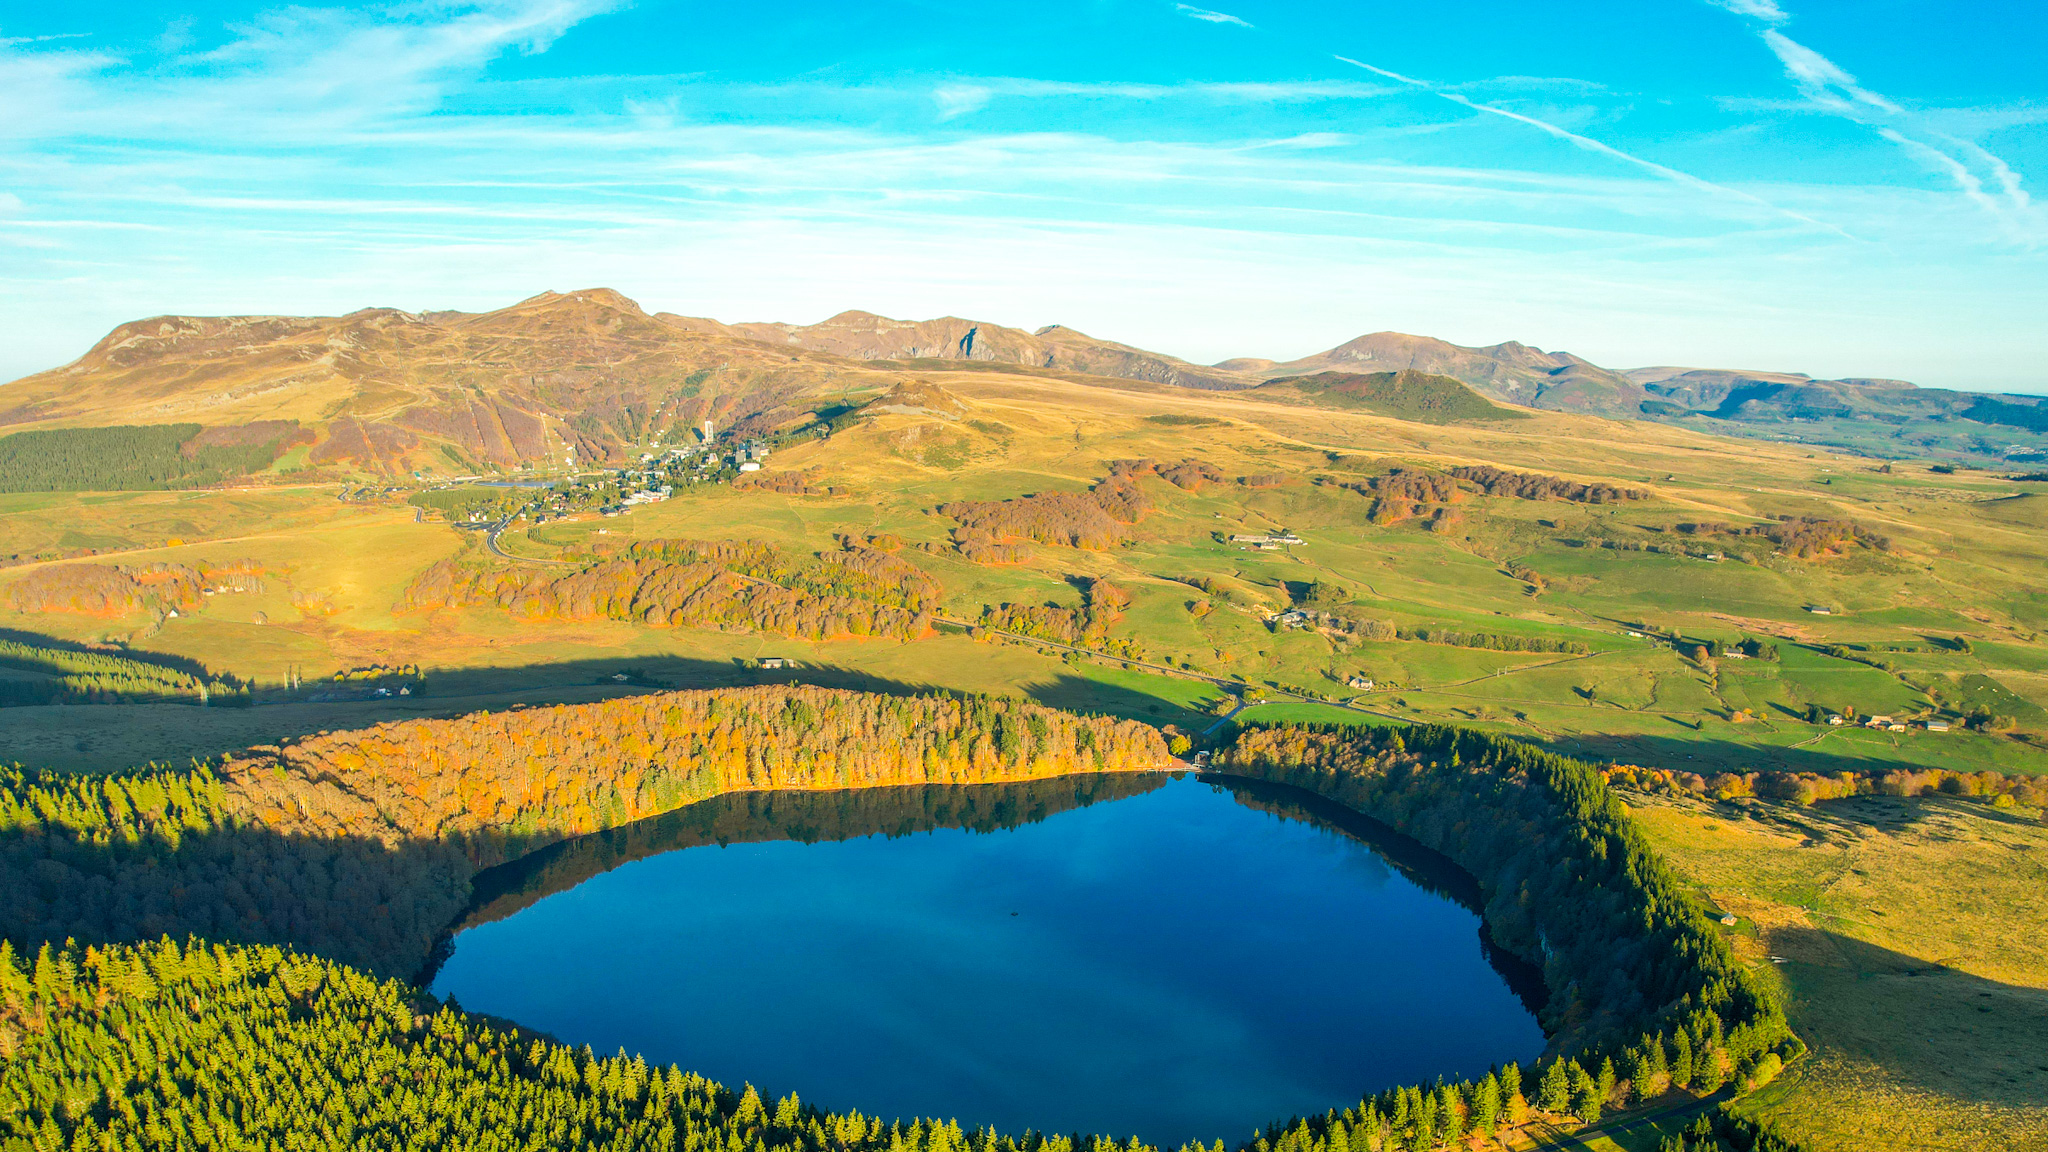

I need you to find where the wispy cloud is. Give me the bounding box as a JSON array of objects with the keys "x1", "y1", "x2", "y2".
[
  {"x1": 1174, "y1": 5, "x2": 1253, "y2": 29},
  {"x1": 924, "y1": 76, "x2": 1394, "y2": 116},
  {"x1": 1332, "y1": 54, "x2": 1850, "y2": 239},
  {"x1": 1702, "y1": 5, "x2": 2037, "y2": 243},
  {"x1": 0, "y1": 32, "x2": 93, "y2": 47},
  {"x1": 1703, "y1": 0, "x2": 1788, "y2": 26}
]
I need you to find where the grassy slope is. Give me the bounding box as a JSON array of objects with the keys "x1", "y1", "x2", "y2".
[
  {"x1": 4, "y1": 369, "x2": 2046, "y2": 777},
  {"x1": 1627, "y1": 789, "x2": 2048, "y2": 1152}
]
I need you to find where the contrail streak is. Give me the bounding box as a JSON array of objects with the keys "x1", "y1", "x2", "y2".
[{"x1": 1333, "y1": 54, "x2": 1856, "y2": 240}]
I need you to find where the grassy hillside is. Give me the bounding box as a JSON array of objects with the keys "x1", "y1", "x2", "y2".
[
  {"x1": 1626, "y1": 787, "x2": 2048, "y2": 1152},
  {"x1": 1265, "y1": 369, "x2": 1527, "y2": 424}
]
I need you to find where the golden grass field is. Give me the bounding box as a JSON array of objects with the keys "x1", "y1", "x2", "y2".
[{"x1": 1627, "y1": 790, "x2": 2048, "y2": 1152}]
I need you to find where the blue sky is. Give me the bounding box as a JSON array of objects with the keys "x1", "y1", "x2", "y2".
[{"x1": 2, "y1": 0, "x2": 2043, "y2": 389}]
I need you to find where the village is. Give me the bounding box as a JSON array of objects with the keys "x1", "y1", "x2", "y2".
[{"x1": 408, "y1": 419, "x2": 778, "y2": 528}]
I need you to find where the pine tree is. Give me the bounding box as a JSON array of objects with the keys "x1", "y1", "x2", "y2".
[
  {"x1": 1539, "y1": 1059, "x2": 1573, "y2": 1114},
  {"x1": 1669, "y1": 1030, "x2": 1695, "y2": 1090},
  {"x1": 1501, "y1": 1062, "x2": 1528, "y2": 1126},
  {"x1": 1626, "y1": 1045, "x2": 1657, "y2": 1104},
  {"x1": 1571, "y1": 1062, "x2": 1603, "y2": 1124},
  {"x1": 1436, "y1": 1084, "x2": 1464, "y2": 1146},
  {"x1": 1471, "y1": 1074, "x2": 1500, "y2": 1137},
  {"x1": 1694, "y1": 1046, "x2": 1726, "y2": 1095},
  {"x1": 1596, "y1": 1057, "x2": 1617, "y2": 1110}
]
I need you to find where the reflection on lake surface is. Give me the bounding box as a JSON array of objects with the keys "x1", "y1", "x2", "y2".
[{"x1": 431, "y1": 773, "x2": 1545, "y2": 1145}]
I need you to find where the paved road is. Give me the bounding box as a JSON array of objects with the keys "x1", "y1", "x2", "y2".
[
  {"x1": 485, "y1": 520, "x2": 568, "y2": 565},
  {"x1": 1524, "y1": 1091, "x2": 1728, "y2": 1151},
  {"x1": 1202, "y1": 697, "x2": 1251, "y2": 738}
]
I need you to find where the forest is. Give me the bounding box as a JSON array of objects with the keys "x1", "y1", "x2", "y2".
[
  {"x1": 1107, "y1": 458, "x2": 1226, "y2": 491},
  {"x1": 1446, "y1": 466, "x2": 1650, "y2": 504},
  {"x1": 405, "y1": 537, "x2": 941, "y2": 641},
  {"x1": 940, "y1": 474, "x2": 1151, "y2": 551},
  {"x1": 0, "y1": 686, "x2": 1169, "y2": 979},
  {"x1": 1607, "y1": 761, "x2": 2048, "y2": 807},
  {"x1": 977, "y1": 579, "x2": 1132, "y2": 648},
  {"x1": 732, "y1": 469, "x2": 829, "y2": 495},
  {"x1": 6, "y1": 560, "x2": 264, "y2": 619},
  {"x1": 1335, "y1": 619, "x2": 1590, "y2": 655},
  {"x1": 1319, "y1": 469, "x2": 1461, "y2": 526},
  {"x1": 0, "y1": 423, "x2": 307, "y2": 493},
  {"x1": 1671, "y1": 517, "x2": 1891, "y2": 559}
]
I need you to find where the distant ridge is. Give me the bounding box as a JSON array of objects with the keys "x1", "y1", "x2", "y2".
[
  {"x1": 1254, "y1": 331, "x2": 1646, "y2": 417},
  {"x1": 662, "y1": 309, "x2": 1251, "y2": 392},
  {"x1": 5, "y1": 287, "x2": 2046, "y2": 471}
]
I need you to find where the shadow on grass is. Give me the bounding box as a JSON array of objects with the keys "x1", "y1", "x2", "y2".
[
  {"x1": 1546, "y1": 730, "x2": 2029, "y2": 777},
  {"x1": 0, "y1": 624, "x2": 225, "y2": 681},
  {"x1": 1774, "y1": 929, "x2": 2048, "y2": 1111},
  {"x1": 0, "y1": 645, "x2": 1213, "y2": 777}
]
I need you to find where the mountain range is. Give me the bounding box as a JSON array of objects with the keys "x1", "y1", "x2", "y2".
[{"x1": 3, "y1": 287, "x2": 2043, "y2": 472}]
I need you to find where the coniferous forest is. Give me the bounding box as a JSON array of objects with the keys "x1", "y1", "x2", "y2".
[{"x1": 0, "y1": 690, "x2": 1811, "y2": 1152}]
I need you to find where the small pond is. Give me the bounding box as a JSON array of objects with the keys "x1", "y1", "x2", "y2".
[{"x1": 431, "y1": 773, "x2": 1544, "y2": 1145}]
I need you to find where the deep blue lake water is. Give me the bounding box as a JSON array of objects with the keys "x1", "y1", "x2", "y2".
[{"x1": 431, "y1": 773, "x2": 1544, "y2": 1145}]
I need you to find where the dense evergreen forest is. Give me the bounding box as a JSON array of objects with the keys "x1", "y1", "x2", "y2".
[
  {"x1": 0, "y1": 423, "x2": 306, "y2": 492},
  {"x1": 0, "y1": 686, "x2": 1168, "y2": 978}
]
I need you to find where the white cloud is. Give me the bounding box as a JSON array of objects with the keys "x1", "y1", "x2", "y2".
[
  {"x1": 0, "y1": 32, "x2": 93, "y2": 47},
  {"x1": 1332, "y1": 54, "x2": 1849, "y2": 239},
  {"x1": 1703, "y1": 0, "x2": 1789, "y2": 26},
  {"x1": 1174, "y1": 5, "x2": 1253, "y2": 29},
  {"x1": 933, "y1": 84, "x2": 992, "y2": 119},
  {"x1": 1750, "y1": 28, "x2": 2036, "y2": 242},
  {"x1": 1760, "y1": 31, "x2": 1898, "y2": 115}
]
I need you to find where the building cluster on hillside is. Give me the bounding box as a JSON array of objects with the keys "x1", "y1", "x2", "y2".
[
  {"x1": 1229, "y1": 530, "x2": 1304, "y2": 551},
  {"x1": 1816, "y1": 710, "x2": 1948, "y2": 733},
  {"x1": 418, "y1": 419, "x2": 805, "y2": 526}
]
